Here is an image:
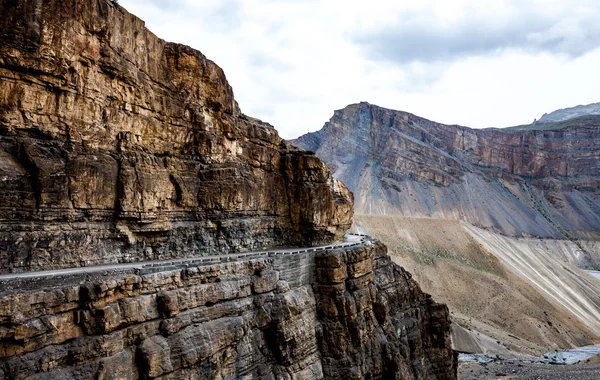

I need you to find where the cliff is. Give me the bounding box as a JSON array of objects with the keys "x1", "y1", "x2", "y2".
[
  {"x1": 0, "y1": 0, "x2": 354, "y2": 273},
  {"x1": 0, "y1": 1, "x2": 458, "y2": 379},
  {"x1": 292, "y1": 102, "x2": 600, "y2": 242},
  {"x1": 292, "y1": 102, "x2": 600, "y2": 357},
  {"x1": 0, "y1": 237, "x2": 456, "y2": 379}
]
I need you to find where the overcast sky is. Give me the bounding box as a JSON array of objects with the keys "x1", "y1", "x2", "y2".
[{"x1": 120, "y1": 0, "x2": 600, "y2": 139}]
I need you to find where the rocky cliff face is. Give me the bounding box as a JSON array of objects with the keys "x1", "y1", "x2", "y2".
[
  {"x1": 292, "y1": 102, "x2": 600, "y2": 241},
  {"x1": 0, "y1": 238, "x2": 457, "y2": 379},
  {"x1": 0, "y1": 1, "x2": 458, "y2": 379},
  {"x1": 0, "y1": 0, "x2": 353, "y2": 273}
]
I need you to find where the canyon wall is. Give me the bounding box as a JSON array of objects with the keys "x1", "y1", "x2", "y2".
[
  {"x1": 293, "y1": 102, "x2": 600, "y2": 241},
  {"x1": 0, "y1": 1, "x2": 458, "y2": 379},
  {"x1": 0, "y1": 238, "x2": 457, "y2": 379},
  {"x1": 0, "y1": 0, "x2": 353, "y2": 273}
]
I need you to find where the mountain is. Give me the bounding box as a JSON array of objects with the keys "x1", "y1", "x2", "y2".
[
  {"x1": 292, "y1": 102, "x2": 600, "y2": 357},
  {"x1": 292, "y1": 102, "x2": 600, "y2": 242},
  {"x1": 0, "y1": 1, "x2": 457, "y2": 379},
  {"x1": 537, "y1": 102, "x2": 600, "y2": 124}
]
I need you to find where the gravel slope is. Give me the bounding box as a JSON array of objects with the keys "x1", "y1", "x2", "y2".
[{"x1": 353, "y1": 215, "x2": 600, "y2": 357}]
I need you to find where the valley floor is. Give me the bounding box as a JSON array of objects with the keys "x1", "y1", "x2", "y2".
[{"x1": 459, "y1": 360, "x2": 600, "y2": 380}]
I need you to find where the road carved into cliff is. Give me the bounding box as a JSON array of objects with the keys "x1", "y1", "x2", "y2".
[{"x1": 0, "y1": 234, "x2": 368, "y2": 281}]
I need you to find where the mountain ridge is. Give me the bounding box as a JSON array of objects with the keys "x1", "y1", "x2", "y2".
[
  {"x1": 292, "y1": 101, "x2": 600, "y2": 241},
  {"x1": 536, "y1": 102, "x2": 600, "y2": 124}
]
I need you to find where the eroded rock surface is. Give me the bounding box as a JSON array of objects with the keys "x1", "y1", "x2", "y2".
[
  {"x1": 0, "y1": 0, "x2": 353, "y2": 273},
  {"x1": 0, "y1": 238, "x2": 457, "y2": 379}
]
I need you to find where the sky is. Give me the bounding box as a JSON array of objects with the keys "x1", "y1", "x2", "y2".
[{"x1": 119, "y1": 0, "x2": 600, "y2": 139}]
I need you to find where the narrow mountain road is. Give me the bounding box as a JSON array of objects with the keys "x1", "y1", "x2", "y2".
[{"x1": 0, "y1": 234, "x2": 367, "y2": 281}]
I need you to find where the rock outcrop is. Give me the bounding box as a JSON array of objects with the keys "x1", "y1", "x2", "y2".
[
  {"x1": 0, "y1": 238, "x2": 457, "y2": 379},
  {"x1": 0, "y1": 0, "x2": 353, "y2": 273},
  {"x1": 292, "y1": 102, "x2": 600, "y2": 241}
]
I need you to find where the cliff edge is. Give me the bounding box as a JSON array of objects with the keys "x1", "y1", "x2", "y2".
[{"x1": 0, "y1": 238, "x2": 457, "y2": 379}]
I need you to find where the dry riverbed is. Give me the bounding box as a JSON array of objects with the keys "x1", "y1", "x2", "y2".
[{"x1": 459, "y1": 360, "x2": 600, "y2": 379}]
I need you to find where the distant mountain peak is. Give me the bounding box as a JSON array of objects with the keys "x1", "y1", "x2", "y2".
[{"x1": 537, "y1": 102, "x2": 600, "y2": 123}]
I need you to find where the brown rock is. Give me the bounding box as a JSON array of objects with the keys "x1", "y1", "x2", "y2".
[
  {"x1": 315, "y1": 249, "x2": 346, "y2": 267},
  {"x1": 0, "y1": 0, "x2": 353, "y2": 274},
  {"x1": 252, "y1": 270, "x2": 279, "y2": 294},
  {"x1": 316, "y1": 266, "x2": 348, "y2": 284},
  {"x1": 138, "y1": 335, "x2": 173, "y2": 378},
  {"x1": 0, "y1": 238, "x2": 457, "y2": 379},
  {"x1": 347, "y1": 259, "x2": 372, "y2": 279},
  {"x1": 314, "y1": 241, "x2": 457, "y2": 379}
]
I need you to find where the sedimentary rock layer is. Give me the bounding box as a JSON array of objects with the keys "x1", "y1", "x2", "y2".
[
  {"x1": 292, "y1": 102, "x2": 600, "y2": 240},
  {"x1": 0, "y1": 238, "x2": 457, "y2": 380},
  {"x1": 0, "y1": 0, "x2": 353, "y2": 273}
]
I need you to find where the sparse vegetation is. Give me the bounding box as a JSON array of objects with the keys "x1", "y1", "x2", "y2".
[{"x1": 240, "y1": 113, "x2": 250, "y2": 121}]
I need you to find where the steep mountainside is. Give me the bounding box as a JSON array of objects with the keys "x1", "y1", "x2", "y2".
[
  {"x1": 0, "y1": 238, "x2": 457, "y2": 380},
  {"x1": 292, "y1": 102, "x2": 600, "y2": 243},
  {"x1": 0, "y1": 0, "x2": 354, "y2": 274}
]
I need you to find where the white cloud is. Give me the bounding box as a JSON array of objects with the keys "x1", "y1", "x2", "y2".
[{"x1": 119, "y1": 0, "x2": 600, "y2": 139}]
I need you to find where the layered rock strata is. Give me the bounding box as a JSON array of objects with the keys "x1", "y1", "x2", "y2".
[
  {"x1": 292, "y1": 102, "x2": 600, "y2": 241},
  {"x1": 0, "y1": 237, "x2": 457, "y2": 379},
  {"x1": 0, "y1": 0, "x2": 353, "y2": 273}
]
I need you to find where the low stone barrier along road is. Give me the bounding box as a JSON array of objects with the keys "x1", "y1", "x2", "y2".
[{"x1": 0, "y1": 234, "x2": 369, "y2": 282}]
